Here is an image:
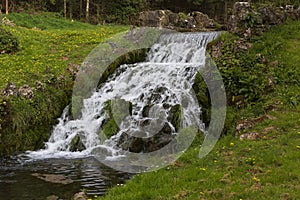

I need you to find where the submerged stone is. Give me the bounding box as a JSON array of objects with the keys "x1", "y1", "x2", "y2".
[{"x1": 32, "y1": 173, "x2": 74, "y2": 184}]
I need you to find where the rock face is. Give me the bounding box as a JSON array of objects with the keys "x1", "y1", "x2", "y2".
[
  {"x1": 116, "y1": 104, "x2": 181, "y2": 153},
  {"x1": 133, "y1": 10, "x2": 217, "y2": 31},
  {"x1": 228, "y1": 2, "x2": 300, "y2": 35},
  {"x1": 117, "y1": 122, "x2": 175, "y2": 153}
]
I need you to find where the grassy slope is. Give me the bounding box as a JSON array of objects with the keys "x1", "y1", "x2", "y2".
[
  {"x1": 0, "y1": 13, "x2": 128, "y2": 89},
  {"x1": 0, "y1": 13, "x2": 128, "y2": 155},
  {"x1": 98, "y1": 21, "x2": 300, "y2": 199}
]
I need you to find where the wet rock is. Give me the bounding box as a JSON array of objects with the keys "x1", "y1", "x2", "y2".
[
  {"x1": 72, "y1": 192, "x2": 88, "y2": 200},
  {"x1": 32, "y1": 173, "x2": 74, "y2": 184},
  {"x1": 70, "y1": 134, "x2": 86, "y2": 152},
  {"x1": 100, "y1": 99, "x2": 132, "y2": 139},
  {"x1": 117, "y1": 122, "x2": 174, "y2": 153},
  {"x1": 167, "y1": 104, "x2": 182, "y2": 132},
  {"x1": 116, "y1": 104, "x2": 182, "y2": 153},
  {"x1": 142, "y1": 104, "x2": 153, "y2": 117},
  {"x1": 3, "y1": 82, "x2": 18, "y2": 97},
  {"x1": 19, "y1": 85, "x2": 34, "y2": 99}
]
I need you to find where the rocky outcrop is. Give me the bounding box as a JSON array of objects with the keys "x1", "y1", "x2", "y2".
[
  {"x1": 117, "y1": 122, "x2": 174, "y2": 153},
  {"x1": 228, "y1": 2, "x2": 300, "y2": 36},
  {"x1": 3, "y1": 83, "x2": 34, "y2": 99},
  {"x1": 116, "y1": 104, "x2": 181, "y2": 153},
  {"x1": 133, "y1": 10, "x2": 217, "y2": 31}
]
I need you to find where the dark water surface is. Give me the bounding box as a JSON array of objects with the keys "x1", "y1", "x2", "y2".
[{"x1": 0, "y1": 156, "x2": 132, "y2": 200}]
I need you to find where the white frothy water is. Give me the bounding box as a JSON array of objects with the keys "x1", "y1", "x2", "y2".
[{"x1": 27, "y1": 32, "x2": 219, "y2": 160}]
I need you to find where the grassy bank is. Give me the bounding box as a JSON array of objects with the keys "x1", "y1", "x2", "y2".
[
  {"x1": 0, "y1": 13, "x2": 128, "y2": 155},
  {"x1": 98, "y1": 20, "x2": 300, "y2": 199}
]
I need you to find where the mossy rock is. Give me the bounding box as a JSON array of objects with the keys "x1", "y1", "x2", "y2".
[
  {"x1": 69, "y1": 134, "x2": 86, "y2": 152},
  {"x1": 192, "y1": 72, "x2": 211, "y2": 126},
  {"x1": 99, "y1": 99, "x2": 133, "y2": 140},
  {"x1": 167, "y1": 104, "x2": 182, "y2": 132}
]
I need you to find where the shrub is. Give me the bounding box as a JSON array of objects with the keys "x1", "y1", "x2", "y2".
[{"x1": 0, "y1": 27, "x2": 20, "y2": 54}]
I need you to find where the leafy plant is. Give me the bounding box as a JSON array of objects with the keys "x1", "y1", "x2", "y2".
[{"x1": 0, "y1": 27, "x2": 19, "y2": 54}]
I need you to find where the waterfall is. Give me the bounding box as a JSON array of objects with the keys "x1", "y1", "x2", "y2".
[{"x1": 28, "y1": 31, "x2": 220, "y2": 164}]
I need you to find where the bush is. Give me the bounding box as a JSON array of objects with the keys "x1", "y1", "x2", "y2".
[{"x1": 0, "y1": 27, "x2": 20, "y2": 54}]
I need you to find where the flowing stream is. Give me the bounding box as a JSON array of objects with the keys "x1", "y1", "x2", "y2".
[{"x1": 0, "y1": 31, "x2": 219, "y2": 199}]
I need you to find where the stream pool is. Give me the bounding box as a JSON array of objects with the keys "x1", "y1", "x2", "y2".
[{"x1": 0, "y1": 156, "x2": 132, "y2": 200}]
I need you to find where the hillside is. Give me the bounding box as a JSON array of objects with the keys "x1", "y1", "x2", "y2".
[{"x1": 0, "y1": 13, "x2": 128, "y2": 155}]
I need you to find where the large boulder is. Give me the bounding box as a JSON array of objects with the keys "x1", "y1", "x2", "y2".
[
  {"x1": 117, "y1": 122, "x2": 174, "y2": 153},
  {"x1": 135, "y1": 10, "x2": 172, "y2": 28},
  {"x1": 133, "y1": 10, "x2": 217, "y2": 31}
]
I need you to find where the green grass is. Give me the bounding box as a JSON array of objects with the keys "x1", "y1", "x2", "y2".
[
  {"x1": 97, "y1": 20, "x2": 300, "y2": 200},
  {"x1": 0, "y1": 12, "x2": 128, "y2": 155},
  {"x1": 0, "y1": 13, "x2": 128, "y2": 89}
]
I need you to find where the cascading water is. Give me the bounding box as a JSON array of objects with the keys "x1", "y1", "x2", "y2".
[{"x1": 28, "y1": 31, "x2": 220, "y2": 166}]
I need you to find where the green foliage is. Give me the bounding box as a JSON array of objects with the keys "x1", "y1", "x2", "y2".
[
  {"x1": 243, "y1": 12, "x2": 260, "y2": 28},
  {"x1": 102, "y1": 0, "x2": 149, "y2": 24},
  {"x1": 0, "y1": 27, "x2": 20, "y2": 54},
  {"x1": 208, "y1": 33, "x2": 271, "y2": 106}
]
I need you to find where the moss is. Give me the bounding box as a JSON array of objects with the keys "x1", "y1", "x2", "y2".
[
  {"x1": 168, "y1": 104, "x2": 182, "y2": 132},
  {"x1": 99, "y1": 99, "x2": 133, "y2": 140},
  {"x1": 70, "y1": 134, "x2": 86, "y2": 152},
  {"x1": 97, "y1": 48, "x2": 149, "y2": 87}
]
